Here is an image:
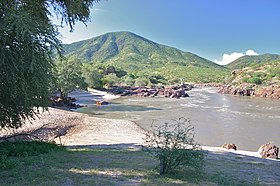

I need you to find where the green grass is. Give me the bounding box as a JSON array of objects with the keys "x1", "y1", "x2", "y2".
[
  {"x1": 0, "y1": 141, "x2": 65, "y2": 157},
  {"x1": 0, "y1": 141, "x2": 261, "y2": 186}
]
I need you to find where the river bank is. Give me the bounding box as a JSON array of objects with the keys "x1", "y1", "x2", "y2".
[
  {"x1": 3, "y1": 87, "x2": 278, "y2": 158},
  {"x1": 0, "y1": 107, "x2": 144, "y2": 146},
  {"x1": 1, "y1": 106, "x2": 279, "y2": 184},
  {"x1": 218, "y1": 83, "x2": 280, "y2": 99},
  {"x1": 1, "y1": 107, "x2": 278, "y2": 160}
]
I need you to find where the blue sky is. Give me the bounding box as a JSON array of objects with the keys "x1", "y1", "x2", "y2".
[{"x1": 56, "y1": 0, "x2": 280, "y2": 65}]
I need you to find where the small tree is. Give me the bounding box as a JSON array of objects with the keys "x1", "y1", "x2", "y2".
[
  {"x1": 247, "y1": 76, "x2": 262, "y2": 85},
  {"x1": 52, "y1": 58, "x2": 87, "y2": 100},
  {"x1": 123, "y1": 76, "x2": 135, "y2": 86},
  {"x1": 82, "y1": 67, "x2": 104, "y2": 89},
  {"x1": 103, "y1": 73, "x2": 120, "y2": 88},
  {"x1": 134, "y1": 77, "x2": 150, "y2": 87},
  {"x1": 144, "y1": 118, "x2": 204, "y2": 175}
]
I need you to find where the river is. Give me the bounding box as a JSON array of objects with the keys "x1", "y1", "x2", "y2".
[{"x1": 73, "y1": 88, "x2": 280, "y2": 151}]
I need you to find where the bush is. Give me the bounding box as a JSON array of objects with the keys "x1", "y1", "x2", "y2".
[
  {"x1": 122, "y1": 76, "x2": 135, "y2": 86},
  {"x1": 103, "y1": 73, "x2": 120, "y2": 88},
  {"x1": 134, "y1": 77, "x2": 150, "y2": 87},
  {"x1": 143, "y1": 118, "x2": 204, "y2": 175},
  {"x1": 247, "y1": 76, "x2": 262, "y2": 85}
]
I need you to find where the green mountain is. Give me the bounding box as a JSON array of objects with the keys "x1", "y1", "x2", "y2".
[
  {"x1": 226, "y1": 54, "x2": 280, "y2": 70},
  {"x1": 62, "y1": 31, "x2": 228, "y2": 83}
]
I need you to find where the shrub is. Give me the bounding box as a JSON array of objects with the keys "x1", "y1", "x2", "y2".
[
  {"x1": 122, "y1": 76, "x2": 135, "y2": 86},
  {"x1": 247, "y1": 76, "x2": 262, "y2": 85},
  {"x1": 241, "y1": 77, "x2": 249, "y2": 83},
  {"x1": 103, "y1": 73, "x2": 120, "y2": 88},
  {"x1": 169, "y1": 78, "x2": 181, "y2": 85},
  {"x1": 134, "y1": 77, "x2": 150, "y2": 87},
  {"x1": 143, "y1": 118, "x2": 204, "y2": 175}
]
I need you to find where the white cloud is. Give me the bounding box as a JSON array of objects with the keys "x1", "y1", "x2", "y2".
[
  {"x1": 214, "y1": 49, "x2": 259, "y2": 65},
  {"x1": 245, "y1": 49, "x2": 258, "y2": 56}
]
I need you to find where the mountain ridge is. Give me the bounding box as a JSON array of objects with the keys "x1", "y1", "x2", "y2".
[
  {"x1": 62, "y1": 31, "x2": 222, "y2": 67},
  {"x1": 60, "y1": 31, "x2": 229, "y2": 83},
  {"x1": 226, "y1": 53, "x2": 280, "y2": 70}
]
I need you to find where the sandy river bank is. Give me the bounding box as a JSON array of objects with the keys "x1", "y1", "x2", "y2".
[{"x1": 1, "y1": 107, "x2": 278, "y2": 160}]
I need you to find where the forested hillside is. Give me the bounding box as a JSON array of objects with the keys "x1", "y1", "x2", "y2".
[
  {"x1": 60, "y1": 31, "x2": 228, "y2": 85},
  {"x1": 226, "y1": 54, "x2": 280, "y2": 70},
  {"x1": 226, "y1": 54, "x2": 280, "y2": 85},
  {"x1": 220, "y1": 54, "x2": 280, "y2": 99}
]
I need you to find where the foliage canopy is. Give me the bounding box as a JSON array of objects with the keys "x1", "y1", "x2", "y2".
[
  {"x1": 0, "y1": 0, "x2": 98, "y2": 128},
  {"x1": 52, "y1": 57, "x2": 88, "y2": 99}
]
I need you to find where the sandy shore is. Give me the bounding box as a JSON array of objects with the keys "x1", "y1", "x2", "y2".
[{"x1": 0, "y1": 108, "x2": 145, "y2": 147}]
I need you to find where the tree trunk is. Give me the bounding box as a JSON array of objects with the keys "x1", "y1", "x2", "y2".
[
  {"x1": 159, "y1": 157, "x2": 166, "y2": 175},
  {"x1": 58, "y1": 88, "x2": 65, "y2": 100}
]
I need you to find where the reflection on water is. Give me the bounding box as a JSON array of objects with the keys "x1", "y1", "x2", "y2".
[{"x1": 75, "y1": 88, "x2": 280, "y2": 151}]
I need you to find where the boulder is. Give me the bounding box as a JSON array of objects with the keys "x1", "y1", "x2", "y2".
[
  {"x1": 112, "y1": 85, "x2": 192, "y2": 99},
  {"x1": 180, "y1": 88, "x2": 189, "y2": 97},
  {"x1": 219, "y1": 84, "x2": 280, "y2": 100},
  {"x1": 174, "y1": 90, "x2": 182, "y2": 99},
  {"x1": 164, "y1": 89, "x2": 172, "y2": 97},
  {"x1": 222, "y1": 143, "x2": 237, "y2": 150},
  {"x1": 142, "y1": 92, "x2": 150, "y2": 97},
  {"x1": 150, "y1": 90, "x2": 159, "y2": 97},
  {"x1": 96, "y1": 101, "x2": 109, "y2": 106},
  {"x1": 257, "y1": 143, "x2": 279, "y2": 159}
]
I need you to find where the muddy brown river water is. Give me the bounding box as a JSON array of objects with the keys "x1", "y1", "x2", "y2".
[{"x1": 75, "y1": 88, "x2": 280, "y2": 151}]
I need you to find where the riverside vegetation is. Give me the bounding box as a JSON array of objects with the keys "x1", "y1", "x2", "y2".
[
  {"x1": 219, "y1": 54, "x2": 280, "y2": 99},
  {"x1": 52, "y1": 31, "x2": 280, "y2": 100},
  {"x1": 54, "y1": 31, "x2": 229, "y2": 92}
]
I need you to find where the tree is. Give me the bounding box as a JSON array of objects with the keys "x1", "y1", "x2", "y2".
[
  {"x1": 52, "y1": 58, "x2": 88, "y2": 100},
  {"x1": 122, "y1": 75, "x2": 135, "y2": 86},
  {"x1": 0, "y1": 0, "x2": 98, "y2": 128},
  {"x1": 103, "y1": 73, "x2": 120, "y2": 88},
  {"x1": 82, "y1": 66, "x2": 104, "y2": 89},
  {"x1": 134, "y1": 77, "x2": 150, "y2": 87},
  {"x1": 247, "y1": 76, "x2": 262, "y2": 85}
]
